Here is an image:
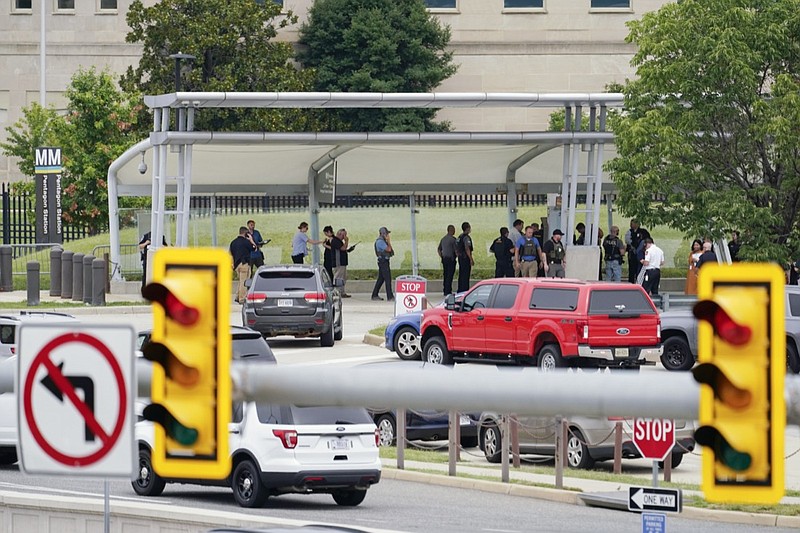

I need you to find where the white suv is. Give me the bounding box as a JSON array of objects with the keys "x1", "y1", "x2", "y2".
[
  {"x1": 0, "y1": 312, "x2": 78, "y2": 360},
  {"x1": 132, "y1": 328, "x2": 381, "y2": 508}
]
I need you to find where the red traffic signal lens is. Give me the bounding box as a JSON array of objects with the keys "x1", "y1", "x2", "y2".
[
  {"x1": 143, "y1": 282, "x2": 200, "y2": 326},
  {"x1": 693, "y1": 300, "x2": 751, "y2": 345}
]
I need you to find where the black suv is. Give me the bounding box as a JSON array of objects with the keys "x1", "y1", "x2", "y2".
[{"x1": 242, "y1": 264, "x2": 343, "y2": 347}]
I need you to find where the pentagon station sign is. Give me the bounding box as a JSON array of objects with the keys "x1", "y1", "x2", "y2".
[{"x1": 34, "y1": 147, "x2": 63, "y2": 244}]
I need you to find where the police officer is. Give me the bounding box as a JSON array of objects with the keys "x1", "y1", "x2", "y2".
[
  {"x1": 456, "y1": 222, "x2": 474, "y2": 292},
  {"x1": 514, "y1": 226, "x2": 544, "y2": 278},
  {"x1": 542, "y1": 229, "x2": 567, "y2": 278},
  {"x1": 602, "y1": 225, "x2": 626, "y2": 282},
  {"x1": 371, "y1": 227, "x2": 394, "y2": 301},
  {"x1": 490, "y1": 227, "x2": 515, "y2": 277}
]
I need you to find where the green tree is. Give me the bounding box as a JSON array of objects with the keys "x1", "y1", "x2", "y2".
[
  {"x1": 59, "y1": 68, "x2": 142, "y2": 232},
  {"x1": 297, "y1": 0, "x2": 458, "y2": 132},
  {"x1": 1, "y1": 103, "x2": 63, "y2": 186},
  {"x1": 608, "y1": 0, "x2": 800, "y2": 262},
  {"x1": 121, "y1": 0, "x2": 319, "y2": 132}
]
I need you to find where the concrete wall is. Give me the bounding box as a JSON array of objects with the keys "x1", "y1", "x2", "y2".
[{"x1": 0, "y1": 489, "x2": 395, "y2": 533}]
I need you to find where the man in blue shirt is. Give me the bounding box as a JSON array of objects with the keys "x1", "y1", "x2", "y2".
[
  {"x1": 371, "y1": 227, "x2": 394, "y2": 301},
  {"x1": 514, "y1": 226, "x2": 545, "y2": 278},
  {"x1": 247, "y1": 219, "x2": 267, "y2": 272}
]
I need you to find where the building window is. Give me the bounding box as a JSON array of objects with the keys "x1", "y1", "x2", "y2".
[
  {"x1": 99, "y1": 0, "x2": 118, "y2": 10},
  {"x1": 590, "y1": 0, "x2": 630, "y2": 7},
  {"x1": 505, "y1": 0, "x2": 543, "y2": 7},
  {"x1": 425, "y1": 0, "x2": 456, "y2": 8},
  {"x1": 14, "y1": 0, "x2": 32, "y2": 9},
  {"x1": 56, "y1": 0, "x2": 75, "y2": 10}
]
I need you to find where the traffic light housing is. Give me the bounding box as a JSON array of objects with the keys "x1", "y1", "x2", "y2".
[
  {"x1": 142, "y1": 247, "x2": 231, "y2": 479},
  {"x1": 693, "y1": 263, "x2": 785, "y2": 504}
]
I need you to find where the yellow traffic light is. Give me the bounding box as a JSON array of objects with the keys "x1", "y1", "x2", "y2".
[
  {"x1": 142, "y1": 247, "x2": 231, "y2": 479},
  {"x1": 693, "y1": 263, "x2": 784, "y2": 504}
]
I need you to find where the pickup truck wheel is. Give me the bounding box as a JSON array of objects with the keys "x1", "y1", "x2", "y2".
[
  {"x1": 424, "y1": 336, "x2": 453, "y2": 365},
  {"x1": 787, "y1": 342, "x2": 800, "y2": 374},
  {"x1": 660, "y1": 336, "x2": 694, "y2": 371},
  {"x1": 537, "y1": 344, "x2": 564, "y2": 371}
]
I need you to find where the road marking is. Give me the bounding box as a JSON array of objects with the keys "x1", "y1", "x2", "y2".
[{"x1": 0, "y1": 482, "x2": 146, "y2": 502}]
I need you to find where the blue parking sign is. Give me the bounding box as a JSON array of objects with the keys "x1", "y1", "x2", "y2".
[{"x1": 642, "y1": 512, "x2": 666, "y2": 533}]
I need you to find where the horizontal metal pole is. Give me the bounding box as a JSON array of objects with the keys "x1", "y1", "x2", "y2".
[{"x1": 232, "y1": 364, "x2": 701, "y2": 420}]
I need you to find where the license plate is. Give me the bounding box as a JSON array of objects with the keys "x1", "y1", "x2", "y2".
[
  {"x1": 330, "y1": 438, "x2": 351, "y2": 450},
  {"x1": 460, "y1": 415, "x2": 472, "y2": 426},
  {"x1": 616, "y1": 348, "x2": 629, "y2": 357},
  {"x1": 277, "y1": 299, "x2": 293, "y2": 307}
]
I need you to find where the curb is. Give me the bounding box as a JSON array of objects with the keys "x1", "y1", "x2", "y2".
[{"x1": 363, "y1": 333, "x2": 385, "y2": 347}]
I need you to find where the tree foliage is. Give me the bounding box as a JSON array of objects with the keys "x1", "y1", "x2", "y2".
[
  {"x1": 608, "y1": 0, "x2": 800, "y2": 262},
  {"x1": 2, "y1": 68, "x2": 141, "y2": 233},
  {"x1": 121, "y1": 0, "x2": 320, "y2": 132},
  {"x1": 297, "y1": 0, "x2": 458, "y2": 132}
]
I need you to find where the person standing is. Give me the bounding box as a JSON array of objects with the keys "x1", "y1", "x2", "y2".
[
  {"x1": 138, "y1": 231, "x2": 168, "y2": 290},
  {"x1": 371, "y1": 227, "x2": 394, "y2": 301},
  {"x1": 602, "y1": 226, "x2": 626, "y2": 282},
  {"x1": 246, "y1": 219, "x2": 266, "y2": 273},
  {"x1": 322, "y1": 225, "x2": 339, "y2": 281},
  {"x1": 230, "y1": 226, "x2": 255, "y2": 304},
  {"x1": 542, "y1": 229, "x2": 567, "y2": 278},
  {"x1": 335, "y1": 228, "x2": 352, "y2": 297},
  {"x1": 514, "y1": 225, "x2": 544, "y2": 278},
  {"x1": 508, "y1": 219, "x2": 524, "y2": 276},
  {"x1": 696, "y1": 241, "x2": 718, "y2": 270},
  {"x1": 291, "y1": 221, "x2": 322, "y2": 264},
  {"x1": 437, "y1": 225, "x2": 458, "y2": 295},
  {"x1": 728, "y1": 230, "x2": 741, "y2": 262},
  {"x1": 640, "y1": 238, "x2": 665, "y2": 296},
  {"x1": 626, "y1": 219, "x2": 646, "y2": 284},
  {"x1": 456, "y1": 222, "x2": 474, "y2": 293},
  {"x1": 573, "y1": 222, "x2": 586, "y2": 245},
  {"x1": 490, "y1": 227, "x2": 515, "y2": 277},
  {"x1": 685, "y1": 239, "x2": 703, "y2": 295}
]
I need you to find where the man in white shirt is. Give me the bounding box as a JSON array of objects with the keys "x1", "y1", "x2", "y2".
[
  {"x1": 508, "y1": 219, "x2": 524, "y2": 276},
  {"x1": 640, "y1": 237, "x2": 665, "y2": 296}
]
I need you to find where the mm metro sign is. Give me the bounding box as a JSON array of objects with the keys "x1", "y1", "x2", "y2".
[{"x1": 632, "y1": 418, "x2": 675, "y2": 461}]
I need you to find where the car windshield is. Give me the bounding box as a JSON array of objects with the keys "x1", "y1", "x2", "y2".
[
  {"x1": 254, "y1": 271, "x2": 317, "y2": 291},
  {"x1": 588, "y1": 289, "x2": 656, "y2": 315}
]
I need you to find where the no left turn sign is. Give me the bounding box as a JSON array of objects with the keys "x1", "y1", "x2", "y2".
[{"x1": 17, "y1": 324, "x2": 135, "y2": 477}]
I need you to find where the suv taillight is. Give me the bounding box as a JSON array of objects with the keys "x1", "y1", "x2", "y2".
[
  {"x1": 304, "y1": 292, "x2": 327, "y2": 303},
  {"x1": 246, "y1": 292, "x2": 267, "y2": 302},
  {"x1": 576, "y1": 319, "x2": 589, "y2": 342},
  {"x1": 273, "y1": 429, "x2": 298, "y2": 449},
  {"x1": 374, "y1": 428, "x2": 380, "y2": 447}
]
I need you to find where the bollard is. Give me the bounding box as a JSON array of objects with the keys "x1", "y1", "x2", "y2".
[
  {"x1": 26, "y1": 261, "x2": 39, "y2": 306},
  {"x1": 72, "y1": 253, "x2": 84, "y2": 302},
  {"x1": 0, "y1": 246, "x2": 12, "y2": 292},
  {"x1": 613, "y1": 420, "x2": 623, "y2": 474},
  {"x1": 50, "y1": 246, "x2": 62, "y2": 297},
  {"x1": 83, "y1": 254, "x2": 94, "y2": 304},
  {"x1": 92, "y1": 258, "x2": 105, "y2": 306},
  {"x1": 61, "y1": 251, "x2": 74, "y2": 299}
]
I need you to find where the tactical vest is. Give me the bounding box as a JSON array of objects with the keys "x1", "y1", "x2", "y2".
[
  {"x1": 603, "y1": 236, "x2": 622, "y2": 262},
  {"x1": 548, "y1": 240, "x2": 566, "y2": 261},
  {"x1": 520, "y1": 237, "x2": 538, "y2": 258}
]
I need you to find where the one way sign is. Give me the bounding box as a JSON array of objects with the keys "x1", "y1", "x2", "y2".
[{"x1": 628, "y1": 487, "x2": 682, "y2": 514}]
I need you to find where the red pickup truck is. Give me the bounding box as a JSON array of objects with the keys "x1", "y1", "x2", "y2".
[{"x1": 420, "y1": 278, "x2": 662, "y2": 369}]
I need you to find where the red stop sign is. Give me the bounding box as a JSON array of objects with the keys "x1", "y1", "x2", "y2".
[{"x1": 632, "y1": 418, "x2": 675, "y2": 461}]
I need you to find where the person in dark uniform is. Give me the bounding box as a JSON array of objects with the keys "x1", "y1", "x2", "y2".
[
  {"x1": 230, "y1": 226, "x2": 256, "y2": 304},
  {"x1": 542, "y1": 229, "x2": 567, "y2": 278},
  {"x1": 371, "y1": 227, "x2": 394, "y2": 301},
  {"x1": 456, "y1": 222, "x2": 474, "y2": 293},
  {"x1": 490, "y1": 227, "x2": 515, "y2": 277},
  {"x1": 437, "y1": 224, "x2": 458, "y2": 295},
  {"x1": 625, "y1": 219, "x2": 647, "y2": 284},
  {"x1": 138, "y1": 231, "x2": 168, "y2": 290}
]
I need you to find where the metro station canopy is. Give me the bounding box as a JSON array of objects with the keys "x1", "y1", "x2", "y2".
[{"x1": 110, "y1": 92, "x2": 622, "y2": 197}]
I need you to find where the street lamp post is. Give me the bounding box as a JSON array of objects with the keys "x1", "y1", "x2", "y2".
[{"x1": 168, "y1": 52, "x2": 196, "y2": 92}]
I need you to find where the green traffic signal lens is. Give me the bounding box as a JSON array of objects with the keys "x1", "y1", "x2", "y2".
[
  {"x1": 168, "y1": 420, "x2": 199, "y2": 446},
  {"x1": 720, "y1": 443, "x2": 752, "y2": 472}
]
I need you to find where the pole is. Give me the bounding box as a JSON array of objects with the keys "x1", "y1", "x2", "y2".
[
  {"x1": 652, "y1": 460, "x2": 659, "y2": 488},
  {"x1": 39, "y1": 0, "x2": 46, "y2": 106}
]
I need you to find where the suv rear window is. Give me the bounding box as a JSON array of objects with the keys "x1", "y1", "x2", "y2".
[
  {"x1": 588, "y1": 289, "x2": 656, "y2": 315},
  {"x1": 530, "y1": 288, "x2": 579, "y2": 311},
  {"x1": 287, "y1": 406, "x2": 374, "y2": 425},
  {"x1": 232, "y1": 335, "x2": 276, "y2": 362},
  {"x1": 254, "y1": 271, "x2": 317, "y2": 291}
]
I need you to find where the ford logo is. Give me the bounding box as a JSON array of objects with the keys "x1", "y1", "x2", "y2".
[
  {"x1": 336, "y1": 426, "x2": 345, "y2": 432},
  {"x1": 616, "y1": 328, "x2": 630, "y2": 335}
]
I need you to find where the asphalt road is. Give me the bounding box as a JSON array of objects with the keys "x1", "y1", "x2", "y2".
[{"x1": 0, "y1": 466, "x2": 796, "y2": 533}]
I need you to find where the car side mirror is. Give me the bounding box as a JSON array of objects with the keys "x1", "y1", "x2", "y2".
[
  {"x1": 244, "y1": 278, "x2": 252, "y2": 288},
  {"x1": 444, "y1": 293, "x2": 456, "y2": 310}
]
